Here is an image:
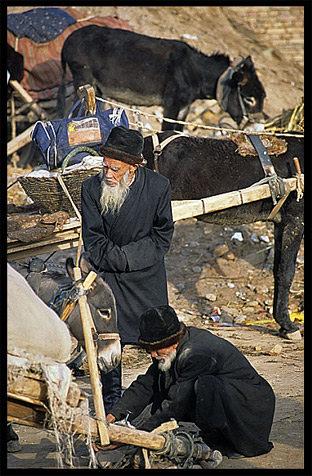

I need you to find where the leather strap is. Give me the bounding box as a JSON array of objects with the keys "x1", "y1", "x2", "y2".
[
  {"x1": 152, "y1": 131, "x2": 187, "y2": 172},
  {"x1": 248, "y1": 134, "x2": 275, "y2": 177},
  {"x1": 248, "y1": 134, "x2": 285, "y2": 207}
]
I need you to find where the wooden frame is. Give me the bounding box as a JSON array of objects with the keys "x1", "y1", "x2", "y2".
[{"x1": 7, "y1": 177, "x2": 301, "y2": 261}]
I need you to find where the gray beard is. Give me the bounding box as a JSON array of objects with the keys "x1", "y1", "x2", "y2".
[
  {"x1": 158, "y1": 349, "x2": 177, "y2": 372},
  {"x1": 100, "y1": 169, "x2": 130, "y2": 215}
]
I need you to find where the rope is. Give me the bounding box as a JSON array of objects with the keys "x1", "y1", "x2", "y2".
[
  {"x1": 56, "y1": 174, "x2": 81, "y2": 221},
  {"x1": 7, "y1": 179, "x2": 18, "y2": 189},
  {"x1": 296, "y1": 173, "x2": 304, "y2": 201},
  {"x1": 48, "y1": 279, "x2": 86, "y2": 316},
  {"x1": 96, "y1": 97, "x2": 304, "y2": 138}
]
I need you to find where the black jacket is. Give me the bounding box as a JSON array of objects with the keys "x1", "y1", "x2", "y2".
[
  {"x1": 111, "y1": 326, "x2": 275, "y2": 457},
  {"x1": 81, "y1": 166, "x2": 174, "y2": 343}
]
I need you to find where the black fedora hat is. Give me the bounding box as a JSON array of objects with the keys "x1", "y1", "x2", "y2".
[
  {"x1": 99, "y1": 126, "x2": 144, "y2": 165},
  {"x1": 138, "y1": 305, "x2": 186, "y2": 351}
]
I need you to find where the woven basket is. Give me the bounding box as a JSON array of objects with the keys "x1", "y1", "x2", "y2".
[{"x1": 18, "y1": 168, "x2": 101, "y2": 216}]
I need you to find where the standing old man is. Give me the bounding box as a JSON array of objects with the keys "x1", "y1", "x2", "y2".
[
  {"x1": 106, "y1": 305, "x2": 276, "y2": 459},
  {"x1": 81, "y1": 126, "x2": 174, "y2": 412}
]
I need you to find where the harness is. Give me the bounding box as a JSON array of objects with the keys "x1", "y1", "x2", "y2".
[
  {"x1": 48, "y1": 279, "x2": 85, "y2": 316},
  {"x1": 49, "y1": 278, "x2": 120, "y2": 343},
  {"x1": 216, "y1": 56, "x2": 248, "y2": 123},
  {"x1": 248, "y1": 134, "x2": 292, "y2": 219},
  {"x1": 23, "y1": 262, "x2": 120, "y2": 345},
  {"x1": 151, "y1": 131, "x2": 188, "y2": 172}
]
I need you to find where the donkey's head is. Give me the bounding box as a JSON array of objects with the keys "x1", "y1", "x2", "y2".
[{"x1": 66, "y1": 254, "x2": 121, "y2": 373}]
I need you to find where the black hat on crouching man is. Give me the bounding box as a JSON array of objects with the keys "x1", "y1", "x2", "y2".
[
  {"x1": 138, "y1": 305, "x2": 186, "y2": 351},
  {"x1": 99, "y1": 126, "x2": 145, "y2": 166}
]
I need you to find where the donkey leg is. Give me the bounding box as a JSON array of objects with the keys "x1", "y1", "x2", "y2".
[
  {"x1": 162, "y1": 103, "x2": 180, "y2": 131},
  {"x1": 273, "y1": 218, "x2": 304, "y2": 339},
  {"x1": 162, "y1": 101, "x2": 191, "y2": 132}
]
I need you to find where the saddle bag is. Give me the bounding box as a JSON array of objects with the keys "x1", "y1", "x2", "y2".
[{"x1": 31, "y1": 98, "x2": 129, "y2": 170}]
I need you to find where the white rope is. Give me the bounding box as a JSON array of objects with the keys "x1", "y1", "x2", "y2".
[{"x1": 96, "y1": 97, "x2": 304, "y2": 138}]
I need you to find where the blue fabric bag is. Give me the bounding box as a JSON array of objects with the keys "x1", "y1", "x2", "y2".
[{"x1": 31, "y1": 99, "x2": 129, "y2": 170}]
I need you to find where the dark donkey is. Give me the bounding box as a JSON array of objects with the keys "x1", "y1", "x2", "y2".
[
  {"x1": 56, "y1": 25, "x2": 265, "y2": 130},
  {"x1": 143, "y1": 132, "x2": 304, "y2": 339},
  {"x1": 10, "y1": 254, "x2": 121, "y2": 372}
]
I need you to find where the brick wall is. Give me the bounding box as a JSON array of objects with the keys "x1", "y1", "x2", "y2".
[{"x1": 226, "y1": 6, "x2": 304, "y2": 68}]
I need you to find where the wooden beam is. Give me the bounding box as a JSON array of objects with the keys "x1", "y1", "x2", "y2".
[
  {"x1": 9, "y1": 80, "x2": 46, "y2": 119},
  {"x1": 7, "y1": 370, "x2": 167, "y2": 450},
  {"x1": 7, "y1": 392, "x2": 167, "y2": 449},
  {"x1": 171, "y1": 177, "x2": 298, "y2": 222},
  {"x1": 7, "y1": 178, "x2": 301, "y2": 261},
  {"x1": 7, "y1": 224, "x2": 81, "y2": 261},
  {"x1": 7, "y1": 123, "x2": 35, "y2": 156},
  {"x1": 7, "y1": 397, "x2": 46, "y2": 428},
  {"x1": 73, "y1": 267, "x2": 110, "y2": 446}
]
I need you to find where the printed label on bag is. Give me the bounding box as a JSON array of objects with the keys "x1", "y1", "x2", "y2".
[{"x1": 67, "y1": 118, "x2": 101, "y2": 146}]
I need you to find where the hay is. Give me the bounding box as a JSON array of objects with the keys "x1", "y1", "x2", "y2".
[
  {"x1": 43, "y1": 364, "x2": 97, "y2": 468},
  {"x1": 264, "y1": 97, "x2": 304, "y2": 133}
]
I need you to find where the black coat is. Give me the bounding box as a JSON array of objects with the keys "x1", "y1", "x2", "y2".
[
  {"x1": 111, "y1": 326, "x2": 275, "y2": 457},
  {"x1": 81, "y1": 166, "x2": 174, "y2": 343}
]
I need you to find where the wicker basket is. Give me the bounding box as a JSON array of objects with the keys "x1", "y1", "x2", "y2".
[{"x1": 18, "y1": 168, "x2": 102, "y2": 216}]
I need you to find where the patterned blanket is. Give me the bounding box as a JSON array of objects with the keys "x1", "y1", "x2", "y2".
[
  {"x1": 8, "y1": 7, "x2": 77, "y2": 42},
  {"x1": 7, "y1": 7, "x2": 131, "y2": 101}
]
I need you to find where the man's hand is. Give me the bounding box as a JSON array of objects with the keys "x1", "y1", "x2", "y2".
[{"x1": 106, "y1": 413, "x2": 116, "y2": 424}]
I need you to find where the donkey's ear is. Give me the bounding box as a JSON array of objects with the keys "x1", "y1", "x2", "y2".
[
  {"x1": 66, "y1": 257, "x2": 75, "y2": 281},
  {"x1": 232, "y1": 70, "x2": 248, "y2": 86},
  {"x1": 244, "y1": 55, "x2": 254, "y2": 70},
  {"x1": 79, "y1": 252, "x2": 96, "y2": 276}
]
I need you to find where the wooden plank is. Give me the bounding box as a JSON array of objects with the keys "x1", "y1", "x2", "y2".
[
  {"x1": 7, "y1": 228, "x2": 81, "y2": 261},
  {"x1": 7, "y1": 239, "x2": 81, "y2": 262},
  {"x1": 7, "y1": 178, "x2": 299, "y2": 261},
  {"x1": 7, "y1": 124, "x2": 35, "y2": 156},
  {"x1": 171, "y1": 177, "x2": 298, "y2": 222},
  {"x1": 7, "y1": 392, "x2": 45, "y2": 407},
  {"x1": 8, "y1": 375, "x2": 47, "y2": 402},
  {"x1": 8, "y1": 373, "x2": 82, "y2": 408},
  {"x1": 7, "y1": 393, "x2": 167, "y2": 448},
  {"x1": 9, "y1": 80, "x2": 46, "y2": 119},
  {"x1": 7, "y1": 397, "x2": 46, "y2": 428},
  {"x1": 6, "y1": 371, "x2": 170, "y2": 449},
  {"x1": 7, "y1": 229, "x2": 81, "y2": 251}
]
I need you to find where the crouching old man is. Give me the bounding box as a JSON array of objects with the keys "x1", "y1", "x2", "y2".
[{"x1": 106, "y1": 305, "x2": 276, "y2": 459}]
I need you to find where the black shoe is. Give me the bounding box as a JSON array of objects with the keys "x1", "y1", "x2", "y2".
[
  {"x1": 227, "y1": 450, "x2": 245, "y2": 459},
  {"x1": 7, "y1": 424, "x2": 21, "y2": 453},
  {"x1": 7, "y1": 439, "x2": 22, "y2": 453}
]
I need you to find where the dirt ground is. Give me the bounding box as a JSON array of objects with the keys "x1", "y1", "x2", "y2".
[
  {"x1": 6, "y1": 219, "x2": 304, "y2": 471},
  {"x1": 7, "y1": 5, "x2": 305, "y2": 473}
]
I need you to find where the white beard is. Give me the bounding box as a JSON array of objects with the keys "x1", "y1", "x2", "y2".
[
  {"x1": 100, "y1": 169, "x2": 130, "y2": 215},
  {"x1": 158, "y1": 349, "x2": 177, "y2": 372}
]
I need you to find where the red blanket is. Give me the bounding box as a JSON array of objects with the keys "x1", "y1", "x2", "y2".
[{"x1": 7, "y1": 7, "x2": 131, "y2": 101}]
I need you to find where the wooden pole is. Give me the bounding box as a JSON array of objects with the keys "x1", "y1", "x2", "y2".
[
  {"x1": 108, "y1": 423, "x2": 165, "y2": 450},
  {"x1": 73, "y1": 267, "x2": 110, "y2": 446},
  {"x1": 171, "y1": 177, "x2": 298, "y2": 222},
  {"x1": 9, "y1": 80, "x2": 46, "y2": 119},
  {"x1": 7, "y1": 124, "x2": 35, "y2": 156}
]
